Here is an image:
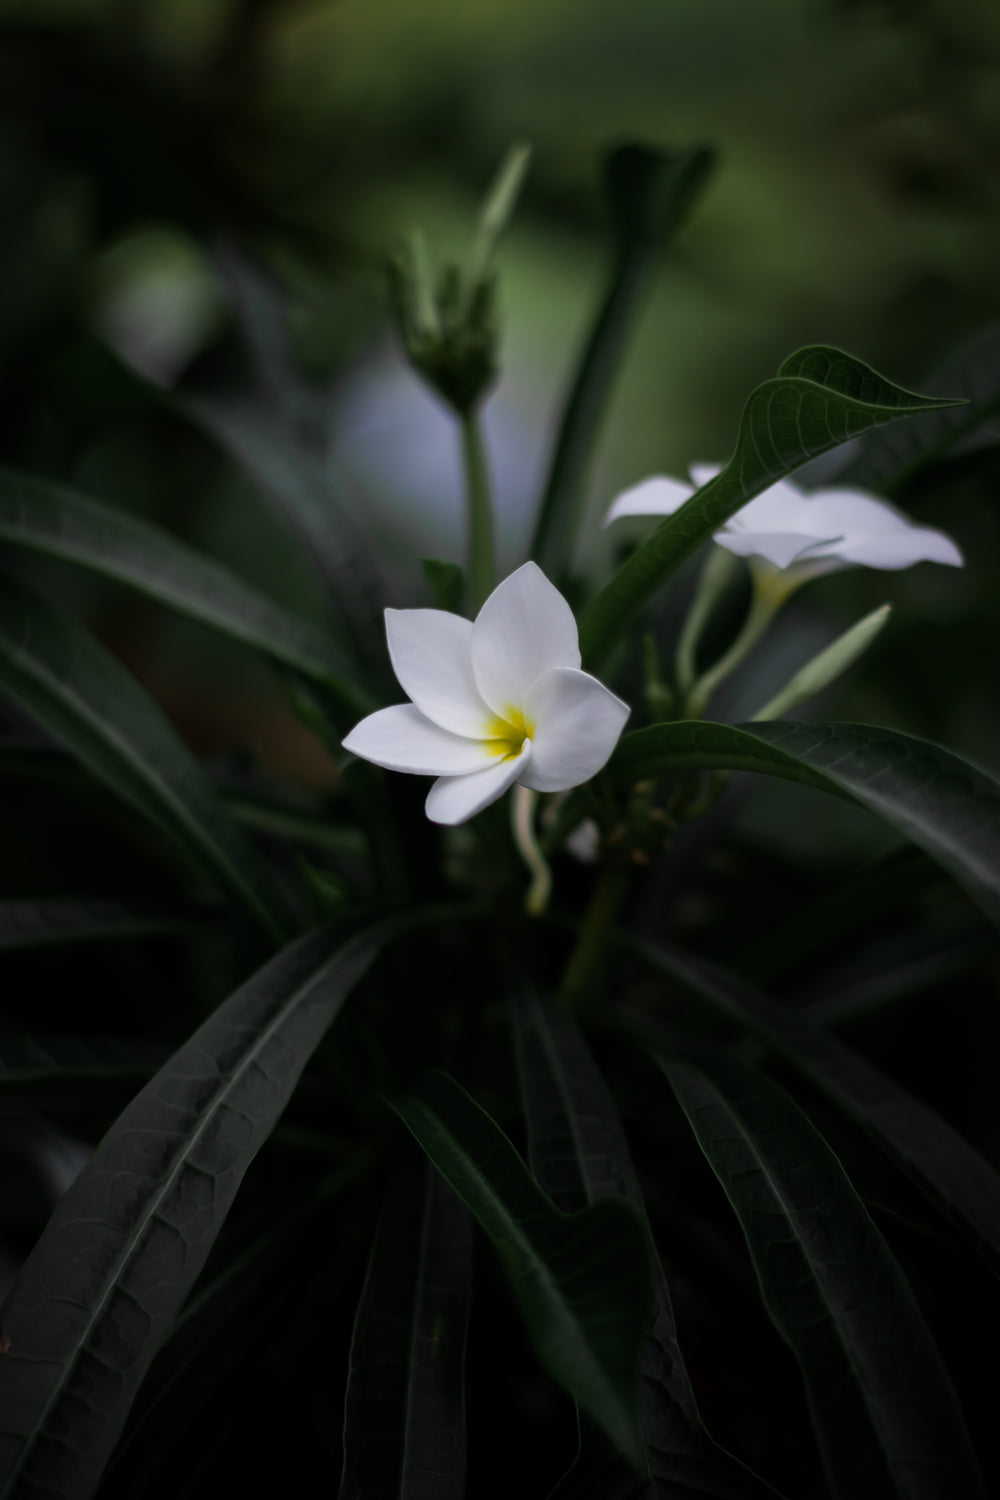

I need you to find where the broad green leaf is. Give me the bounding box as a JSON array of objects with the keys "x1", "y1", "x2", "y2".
[
  {"x1": 0, "y1": 917, "x2": 401, "y2": 1500},
  {"x1": 579, "y1": 348, "x2": 962, "y2": 668},
  {"x1": 0, "y1": 576, "x2": 291, "y2": 941},
  {"x1": 532, "y1": 142, "x2": 715, "y2": 582},
  {"x1": 339, "y1": 1160, "x2": 472, "y2": 1500},
  {"x1": 0, "y1": 897, "x2": 194, "y2": 950},
  {"x1": 103, "y1": 1161, "x2": 365, "y2": 1500},
  {"x1": 389, "y1": 1069, "x2": 650, "y2": 1466},
  {"x1": 512, "y1": 993, "x2": 781, "y2": 1500},
  {"x1": 608, "y1": 719, "x2": 1000, "y2": 929},
  {"x1": 661, "y1": 1053, "x2": 987, "y2": 1500},
  {"x1": 0, "y1": 468, "x2": 371, "y2": 719},
  {"x1": 628, "y1": 936, "x2": 1000, "y2": 1280}
]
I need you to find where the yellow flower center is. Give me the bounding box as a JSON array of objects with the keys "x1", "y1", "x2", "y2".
[{"x1": 482, "y1": 705, "x2": 534, "y2": 759}]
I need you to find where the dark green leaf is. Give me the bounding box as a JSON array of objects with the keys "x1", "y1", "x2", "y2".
[
  {"x1": 0, "y1": 1033, "x2": 166, "y2": 1087},
  {"x1": 0, "y1": 576, "x2": 291, "y2": 941},
  {"x1": 0, "y1": 468, "x2": 371, "y2": 719},
  {"x1": 531, "y1": 143, "x2": 715, "y2": 582},
  {"x1": 628, "y1": 936, "x2": 1000, "y2": 1280},
  {"x1": 105, "y1": 1161, "x2": 365, "y2": 1500},
  {"x1": 388, "y1": 1069, "x2": 650, "y2": 1466},
  {"x1": 661, "y1": 1053, "x2": 987, "y2": 1500},
  {"x1": 421, "y1": 557, "x2": 465, "y2": 614},
  {"x1": 608, "y1": 719, "x2": 1000, "y2": 929},
  {"x1": 579, "y1": 349, "x2": 962, "y2": 668},
  {"x1": 513, "y1": 992, "x2": 781, "y2": 1499},
  {"x1": 0, "y1": 916, "x2": 401, "y2": 1500},
  {"x1": 0, "y1": 897, "x2": 195, "y2": 950},
  {"x1": 339, "y1": 1160, "x2": 472, "y2": 1500},
  {"x1": 189, "y1": 395, "x2": 387, "y2": 678}
]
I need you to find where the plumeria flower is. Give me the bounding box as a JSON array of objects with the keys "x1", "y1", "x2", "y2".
[
  {"x1": 342, "y1": 563, "x2": 630, "y2": 825},
  {"x1": 604, "y1": 464, "x2": 963, "y2": 582}
]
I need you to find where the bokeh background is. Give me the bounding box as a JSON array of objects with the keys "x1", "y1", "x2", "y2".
[{"x1": 2, "y1": 0, "x2": 999, "y2": 794}]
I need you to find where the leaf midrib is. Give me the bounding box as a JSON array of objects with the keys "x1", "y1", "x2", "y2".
[{"x1": 5, "y1": 930, "x2": 367, "y2": 1493}]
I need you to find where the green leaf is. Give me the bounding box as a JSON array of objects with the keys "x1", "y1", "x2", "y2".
[
  {"x1": 661, "y1": 1053, "x2": 987, "y2": 1500},
  {"x1": 579, "y1": 348, "x2": 962, "y2": 668},
  {"x1": 0, "y1": 468, "x2": 371, "y2": 719},
  {"x1": 0, "y1": 576, "x2": 291, "y2": 941},
  {"x1": 627, "y1": 937, "x2": 1000, "y2": 1281},
  {"x1": 105, "y1": 1161, "x2": 366, "y2": 1500},
  {"x1": 421, "y1": 557, "x2": 465, "y2": 615},
  {"x1": 608, "y1": 719, "x2": 1000, "y2": 929},
  {"x1": 0, "y1": 1033, "x2": 166, "y2": 1089},
  {"x1": 0, "y1": 897, "x2": 195, "y2": 950},
  {"x1": 388, "y1": 1069, "x2": 650, "y2": 1466},
  {"x1": 0, "y1": 917, "x2": 400, "y2": 1500},
  {"x1": 339, "y1": 1160, "x2": 472, "y2": 1500},
  {"x1": 512, "y1": 992, "x2": 781, "y2": 1499},
  {"x1": 531, "y1": 142, "x2": 716, "y2": 582},
  {"x1": 189, "y1": 395, "x2": 387, "y2": 679}
]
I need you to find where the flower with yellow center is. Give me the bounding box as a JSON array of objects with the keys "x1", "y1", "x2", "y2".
[{"x1": 342, "y1": 563, "x2": 630, "y2": 825}]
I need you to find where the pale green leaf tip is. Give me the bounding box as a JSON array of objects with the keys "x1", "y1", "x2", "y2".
[{"x1": 751, "y1": 602, "x2": 892, "y2": 721}]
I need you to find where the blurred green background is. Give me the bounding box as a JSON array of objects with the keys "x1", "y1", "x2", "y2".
[{"x1": 2, "y1": 0, "x2": 999, "y2": 801}]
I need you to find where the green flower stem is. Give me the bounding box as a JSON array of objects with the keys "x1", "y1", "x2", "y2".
[
  {"x1": 461, "y1": 408, "x2": 497, "y2": 611},
  {"x1": 674, "y1": 545, "x2": 739, "y2": 697},
  {"x1": 512, "y1": 786, "x2": 552, "y2": 916},
  {"x1": 530, "y1": 249, "x2": 650, "y2": 583},
  {"x1": 684, "y1": 566, "x2": 794, "y2": 718},
  {"x1": 558, "y1": 860, "x2": 630, "y2": 1011}
]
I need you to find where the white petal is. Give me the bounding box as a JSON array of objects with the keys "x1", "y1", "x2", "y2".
[
  {"x1": 715, "y1": 528, "x2": 832, "y2": 570},
  {"x1": 723, "y1": 478, "x2": 810, "y2": 534},
  {"x1": 384, "y1": 608, "x2": 489, "y2": 737},
  {"x1": 602, "y1": 475, "x2": 694, "y2": 527},
  {"x1": 689, "y1": 462, "x2": 726, "y2": 488},
  {"x1": 831, "y1": 527, "x2": 964, "y2": 570},
  {"x1": 519, "y1": 668, "x2": 630, "y2": 793},
  {"x1": 471, "y1": 562, "x2": 581, "y2": 717},
  {"x1": 342, "y1": 705, "x2": 503, "y2": 776},
  {"x1": 425, "y1": 742, "x2": 532, "y2": 825}
]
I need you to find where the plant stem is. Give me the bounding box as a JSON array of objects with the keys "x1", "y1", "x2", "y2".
[
  {"x1": 674, "y1": 546, "x2": 739, "y2": 697},
  {"x1": 511, "y1": 786, "x2": 552, "y2": 915},
  {"x1": 685, "y1": 569, "x2": 788, "y2": 718},
  {"x1": 461, "y1": 408, "x2": 497, "y2": 611},
  {"x1": 558, "y1": 861, "x2": 629, "y2": 1012}
]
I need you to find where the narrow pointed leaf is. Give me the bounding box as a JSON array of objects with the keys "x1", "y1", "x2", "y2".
[
  {"x1": 0, "y1": 916, "x2": 403, "y2": 1500},
  {"x1": 608, "y1": 719, "x2": 1000, "y2": 928},
  {"x1": 0, "y1": 468, "x2": 371, "y2": 719},
  {"x1": 388, "y1": 1069, "x2": 650, "y2": 1466},
  {"x1": 190, "y1": 395, "x2": 386, "y2": 675},
  {"x1": 629, "y1": 936, "x2": 1000, "y2": 1279},
  {"x1": 579, "y1": 348, "x2": 962, "y2": 668},
  {"x1": 513, "y1": 992, "x2": 781, "y2": 1500},
  {"x1": 0, "y1": 576, "x2": 290, "y2": 940},
  {"x1": 0, "y1": 897, "x2": 195, "y2": 950},
  {"x1": 661, "y1": 1054, "x2": 987, "y2": 1500},
  {"x1": 339, "y1": 1161, "x2": 472, "y2": 1500}
]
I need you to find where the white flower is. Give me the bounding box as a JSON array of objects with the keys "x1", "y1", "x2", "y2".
[
  {"x1": 604, "y1": 464, "x2": 963, "y2": 580},
  {"x1": 342, "y1": 563, "x2": 630, "y2": 826}
]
